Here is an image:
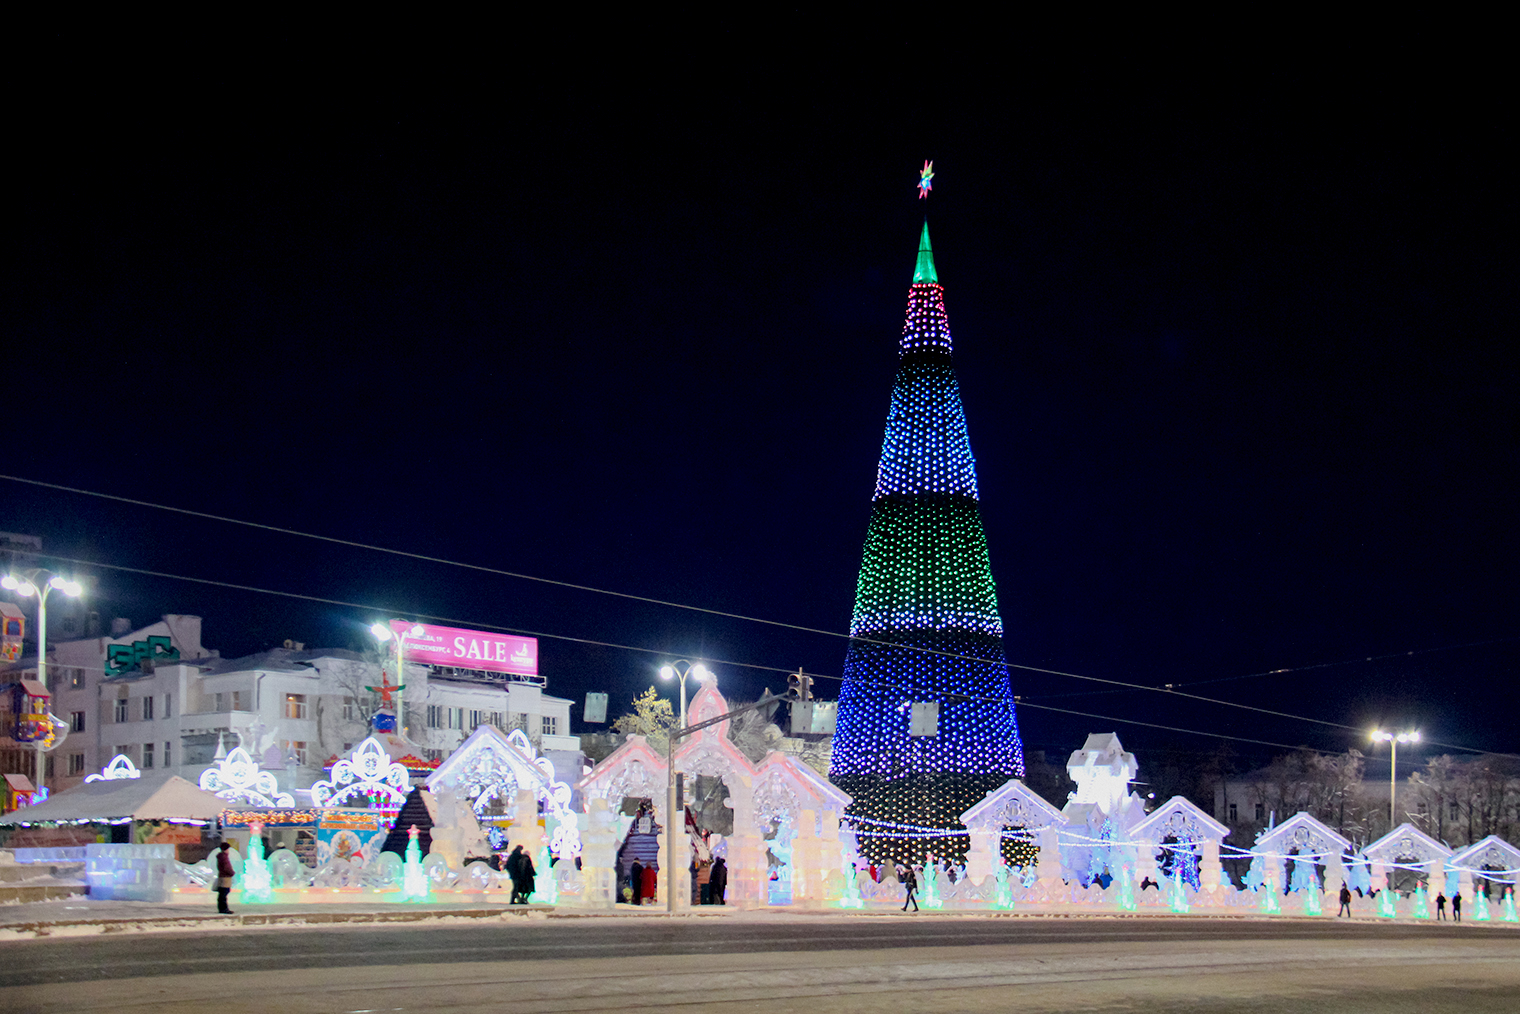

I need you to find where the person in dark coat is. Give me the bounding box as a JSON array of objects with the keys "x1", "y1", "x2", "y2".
[
  {"x1": 901, "y1": 864, "x2": 919, "y2": 912},
  {"x1": 506, "y1": 845, "x2": 536, "y2": 904},
  {"x1": 710, "y1": 856, "x2": 728, "y2": 905},
  {"x1": 214, "y1": 842, "x2": 235, "y2": 914},
  {"x1": 1452, "y1": 891, "x2": 1462, "y2": 922},
  {"x1": 1436, "y1": 892, "x2": 1447, "y2": 920},
  {"x1": 630, "y1": 860, "x2": 644, "y2": 904},
  {"x1": 1338, "y1": 883, "x2": 1353, "y2": 917}
]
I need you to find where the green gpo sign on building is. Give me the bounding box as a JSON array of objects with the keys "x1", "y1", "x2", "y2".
[{"x1": 105, "y1": 635, "x2": 180, "y2": 677}]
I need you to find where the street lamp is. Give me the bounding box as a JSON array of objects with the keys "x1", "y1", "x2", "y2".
[
  {"x1": 1370, "y1": 728, "x2": 1420, "y2": 829},
  {"x1": 370, "y1": 621, "x2": 424, "y2": 730},
  {"x1": 659, "y1": 660, "x2": 713, "y2": 913},
  {"x1": 659, "y1": 660, "x2": 712, "y2": 729},
  {"x1": 3, "y1": 570, "x2": 83, "y2": 794}
]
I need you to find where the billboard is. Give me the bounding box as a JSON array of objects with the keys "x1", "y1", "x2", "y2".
[{"x1": 391, "y1": 621, "x2": 538, "y2": 677}]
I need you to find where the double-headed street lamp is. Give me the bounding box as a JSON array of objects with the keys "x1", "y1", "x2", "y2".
[
  {"x1": 659, "y1": 660, "x2": 712, "y2": 913},
  {"x1": 3, "y1": 569, "x2": 83, "y2": 794},
  {"x1": 659, "y1": 660, "x2": 712, "y2": 729},
  {"x1": 1370, "y1": 728, "x2": 1420, "y2": 829},
  {"x1": 369, "y1": 621, "x2": 424, "y2": 731}
]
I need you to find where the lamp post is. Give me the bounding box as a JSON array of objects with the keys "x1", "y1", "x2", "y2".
[
  {"x1": 1370, "y1": 729, "x2": 1420, "y2": 829},
  {"x1": 369, "y1": 620, "x2": 424, "y2": 728},
  {"x1": 659, "y1": 660, "x2": 712, "y2": 913},
  {"x1": 3, "y1": 570, "x2": 83, "y2": 795}
]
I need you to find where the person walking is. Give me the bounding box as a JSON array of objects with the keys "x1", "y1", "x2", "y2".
[
  {"x1": 1452, "y1": 891, "x2": 1462, "y2": 923},
  {"x1": 1338, "y1": 882, "x2": 1353, "y2": 917},
  {"x1": 710, "y1": 856, "x2": 728, "y2": 905},
  {"x1": 1436, "y1": 892, "x2": 1447, "y2": 920},
  {"x1": 630, "y1": 860, "x2": 644, "y2": 904},
  {"x1": 214, "y1": 842, "x2": 235, "y2": 915},
  {"x1": 901, "y1": 864, "x2": 920, "y2": 912}
]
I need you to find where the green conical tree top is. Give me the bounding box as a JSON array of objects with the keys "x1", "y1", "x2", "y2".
[{"x1": 913, "y1": 221, "x2": 938, "y2": 284}]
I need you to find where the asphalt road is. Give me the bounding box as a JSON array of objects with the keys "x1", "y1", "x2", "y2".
[{"x1": 4, "y1": 915, "x2": 1519, "y2": 1013}]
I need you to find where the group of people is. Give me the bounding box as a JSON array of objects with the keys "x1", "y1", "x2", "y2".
[
  {"x1": 693, "y1": 856, "x2": 729, "y2": 905},
  {"x1": 1336, "y1": 881, "x2": 1471, "y2": 920}
]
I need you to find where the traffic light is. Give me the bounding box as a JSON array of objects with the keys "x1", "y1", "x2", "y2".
[{"x1": 788, "y1": 668, "x2": 813, "y2": 701}]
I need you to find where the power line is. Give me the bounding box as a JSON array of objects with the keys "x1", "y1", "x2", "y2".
[
  {"x1": 23, "y1": 550, "x2": 1518, "y2": 760},
  {"x1": 7, "y1": 474, "x2": 1515, "y2": 758},
  {"x1": 30, "y1": 553, "x2": 810, "y2": 686}
]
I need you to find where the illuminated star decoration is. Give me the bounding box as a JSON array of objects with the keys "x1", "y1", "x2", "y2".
[{"x1": 917, "y1": 160, "x2": 934, "y2": 199}]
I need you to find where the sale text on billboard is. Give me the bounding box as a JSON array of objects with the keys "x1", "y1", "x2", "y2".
[{"x1": 391, "y1": 622, "x2": 538, "y2": 677}]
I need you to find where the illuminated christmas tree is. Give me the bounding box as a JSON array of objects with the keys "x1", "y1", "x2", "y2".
[{"x1": 830, "y1": 218, "x2": 1026, "y2": 865}]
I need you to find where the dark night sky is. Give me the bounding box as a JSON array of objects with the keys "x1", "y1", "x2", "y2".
[{"x1": 5, "y1": 33, "x2": 1516, "y2": 768}]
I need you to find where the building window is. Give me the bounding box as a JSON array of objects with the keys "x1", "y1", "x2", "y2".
[
  {"x1": 343, "y1": 696, "x2": 356, "y2": 722},
  {"x1": 232, "y1": 690, "x2": 245, "y2": 711},
  {"x1": 164, "y1": 741, "x2": 171, "y2": 767},
  {"x1": 1228, "y1": 802, "x2": 1238, "y2": 823},
  {"x1": 284, "y1": 694, "x2": 308, "y2": 720},
  {"x1": 1254, "y1": 803, "x2": 1265, "y2": 822},
  {"x1": 70, "y1": 711, "x2": 86, "y2": 733},
  {"x1": 449, "y1": 707, "x2": 463, "y2": 730},
  {"x1": 70, "y1": 668, "x2": 86, "y2": 689},
  {"x1": 68, "y1": 753, "x2": 86, "y2": 775},
  {"x1": 469, "y1": 710, "x2": 484, "y2": 730},
  {"x1": 490, "y1": 712, "x2": 502, "y2": 729},
  {"x1": 281, "y1": 740, "x2": 308, "y2": 766},
  {"x1": 114, "y1": 699, "x2": 129, "y2": 723},
  {"x1": 163, "y1": 693, "x2": 171, "y2": 717},
  {"x1": 142, "y1": 742, "x2": 154, "y2": 769},
  {"x1": 116, "y1": 745, "x2": 132, "y2": 761},
  {"x1": 541, "y1": 715, "x2": 557, "y2": 736},
  {"x1": 142, "y1": 696, "x2": 154, "y2": 721},
  {"x1": 1450, "y1": 800, "x2": 1460, "y2": 820},
  {"x1": 427, "y1": 704, "x2": 443, "y2": 729}
]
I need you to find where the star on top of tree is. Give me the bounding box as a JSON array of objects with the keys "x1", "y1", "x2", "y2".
[{"x1": 917, "y1": 160, "x2": 934, "y2": 199}]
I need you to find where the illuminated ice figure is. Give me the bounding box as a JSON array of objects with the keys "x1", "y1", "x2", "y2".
[
  {"x1": 1168, "y1": 869, "x2": 1190, "y2": 913},
  {"x1": 919, "y1": 857, "x2": 944, "y2": 909},
  {"x1": 839, "y1": 853, "x2": 864, "y2": 910},
  {"x1": 1260, "y1": 871, "x2": 1281, "y2": 914},
  {"x1": 199, "y1": 744, "x2": 294, "y2": 807},
  {"x1": 240, "y1": 827, "x2": 274, "y2": 904},
  {"x1": 1245, "y1": 855, "x2": 1266, "y2": 893},
  {"x1": 1501, "y1": 891, "x2": 1518, "y2": 923},
  {"x1": 402, "y1": 825, "x2": 430, "y2": 902},
  {"x1": 85, "y1": 754, "x2": 141, "y2": 782},
  {"x1": 1115, "y1": 863, "x2": 1136, "y2": 912},
  {"x1": 1297, "y1": 860, "x2": 1323, "y2": 916},
  {"x1": 535, "y1": 841, "x2": 557, "y2": 905},
  {"x1": 1377, "y1": 888, "x2": 1396, "y2": 918},
  {"x1": 767, "y1": 815, "x2": 794, "y2": 906},
  {"x1": 1473, "y1": 888, "x2": 1491, "y2": 921},
  {"x1": 1409, "y1": 883, "x2": 1430, "y2": 919},
  {"x1": 993, "y1": 864, "x2": 1014, "y2": 910},
  {"x1": 310, "y1": 737, "x2": 410, "y2": 808}
]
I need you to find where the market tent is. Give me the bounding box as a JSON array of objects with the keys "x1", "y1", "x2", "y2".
[{"x1": 0, "y1": 773, "x2": 227, "y2": 824}]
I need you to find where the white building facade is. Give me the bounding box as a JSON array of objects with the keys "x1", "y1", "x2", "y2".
[{"x1": 3, "y1": 615, "x2": 580, "y2": 799}]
